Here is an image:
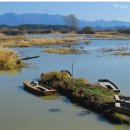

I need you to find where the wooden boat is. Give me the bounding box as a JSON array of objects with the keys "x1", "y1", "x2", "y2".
[
  {"x1": 115, "y1": 102, "x2": 130, "y2": 116},
  {"x1": 23, "y1": 81, "x2": 56, "y2": 96},
  {"x1": 98, "y1": 79, "x2": 120, "y2": 93},
  {"x1": 114, "y1": 95, "x2": 130, "y2": 104}
]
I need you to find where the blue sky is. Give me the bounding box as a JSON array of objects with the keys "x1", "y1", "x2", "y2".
[{"x1": 0, "y1": 2, "x2": 130, "y2": 21}]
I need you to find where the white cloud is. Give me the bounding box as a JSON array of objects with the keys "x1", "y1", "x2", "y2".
[{"x1": 113, "y1": 4, "x2": 128, "y2": 9}]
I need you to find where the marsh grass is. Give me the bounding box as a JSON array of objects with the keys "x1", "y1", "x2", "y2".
[
  {"x1": 113, "y1": 52, "x2": 130, "y2": 56},
  {"x1": 0, "y1": 36, "x2": 80, "y2": 47},
  {"x1": 0, "y1": 47, "x2": 24, "y2": 70},
  {"x1": 101, "y1": 47, "x2": 127, "y2": 52},
  {"x1": 43, "y1": 47, "x2": 80, "y2": 54}
]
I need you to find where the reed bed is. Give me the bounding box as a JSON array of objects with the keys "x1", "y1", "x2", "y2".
[
  {"x1": 113, "y1": 52, "x2": 130, "y2": 56},
  {"x1": 43, "y1": 47, "x2": 80, "y2": 54},
  {"x1": 101, "y1": 47, "x2": 127, "y2": 52},
  {"x1": 0, "y1": 36, "x2": 80, "y2": 47},
  {"x1": 0, "y1": 47, "x2": 23, "y2": 70}
]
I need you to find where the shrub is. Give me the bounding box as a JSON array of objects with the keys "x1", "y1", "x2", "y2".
[{"x1": 81, "y1": 26, "x2": 95, "y2": 34}]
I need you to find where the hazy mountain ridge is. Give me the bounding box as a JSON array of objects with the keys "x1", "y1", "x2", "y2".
[{"x1": 1, "y1": 13, "x2": 130, "y2": 28}]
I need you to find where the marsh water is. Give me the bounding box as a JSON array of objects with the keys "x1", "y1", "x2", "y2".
[{"x1": 1, "y1": 35, "x2": 130, "y2": 130}]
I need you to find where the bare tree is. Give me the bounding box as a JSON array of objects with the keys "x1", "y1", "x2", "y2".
[{"x1": 63, "y1": 14, "x2": 78, "y2": 32}]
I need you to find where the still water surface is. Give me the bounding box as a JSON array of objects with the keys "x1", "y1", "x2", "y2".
[{"x1": 1, "y1": 38, "x2": 130, "y2": 130}]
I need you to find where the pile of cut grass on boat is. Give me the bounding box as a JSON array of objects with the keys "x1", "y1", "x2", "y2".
[
  {"x1": 0, "y1": 48, "x2": 24, "y2": 70},
  {"x1": 43, "y1": 47, "x2": 80, "y2": 54},
  {"x1": 0, "y1": 36, "x2": 80, "y2": 47},
  {"x1": 40, "y1": 71, "x2": 115, "y2": 104}
]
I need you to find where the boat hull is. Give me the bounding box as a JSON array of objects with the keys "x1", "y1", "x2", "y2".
[
  {"x1": 115, "y1": 103, "x2": 130, "y2": 116},
  {"x1": 23, "y1": 81, "x2": 56, "y2": 96},
  {"x1": 98, "y1": 79, "x2": 120, "y2": 93}
]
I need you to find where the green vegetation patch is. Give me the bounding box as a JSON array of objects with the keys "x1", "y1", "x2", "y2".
[{"x1": 40, "y1": 71, "x2": 115, "y2": 104}]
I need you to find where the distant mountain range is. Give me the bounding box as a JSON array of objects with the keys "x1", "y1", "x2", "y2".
[{"x1": 1, "y1": 12, "x2": 130, "y2": 29}]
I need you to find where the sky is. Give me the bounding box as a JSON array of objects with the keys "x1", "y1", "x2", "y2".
[{"x1": 0, "y1": 2, "x2": 130, "y2": 21}]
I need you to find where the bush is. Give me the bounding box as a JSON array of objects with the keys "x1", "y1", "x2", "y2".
[
  {"x1": 0, "y1": 48, "x2": 24, "y2": 70},
  {"x1": 81, "y1": 26, "x2": 95, "y2": 34}
]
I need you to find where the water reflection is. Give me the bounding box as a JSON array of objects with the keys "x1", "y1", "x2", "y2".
[
  {"x1": 40, "y1": 94, "x2": 60, "y2": 101},
  {"x1": 48, "y1": 108, "x2": 62, "y2": 112},
  {"x1": 76, "y1": 110, "x2": 91, "y2": 117},
  {"x1": 115, "y1": 125, "x2": 130, "y2": 130},
  {"x1": 0, "y1": 68, "x2": 22, "y2": 75}
]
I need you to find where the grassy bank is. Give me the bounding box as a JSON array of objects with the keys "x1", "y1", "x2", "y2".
[
  {"x1": 43, "y1": 47, "x2": 80, "y2": 54},
  {"x1": 0, "y1": 36, "x2": 80, "y2": 47},
  {"x1": 0, "y1": 48, "x2": 24, "y2": 70},
  {"x1": 39, "y1": 71, "x2": 130, "y2": 124}
]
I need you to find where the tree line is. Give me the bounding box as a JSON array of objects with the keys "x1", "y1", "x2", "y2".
[{"x1": 0, "y1": 14, "x2": 96, "y2": 35}]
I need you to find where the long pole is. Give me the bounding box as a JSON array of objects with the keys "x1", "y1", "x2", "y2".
[{"x1": 72, "y1": 62, "x2": 74, "y2": 91}]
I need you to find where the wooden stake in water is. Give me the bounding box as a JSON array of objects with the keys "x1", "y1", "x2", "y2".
[{"x1": 72, "y1": 62, "x2": 74, "y2": 91}]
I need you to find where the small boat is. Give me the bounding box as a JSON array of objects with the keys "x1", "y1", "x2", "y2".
[
  {"x1": 115, "y1": 102, "x2": 130, "y2": 116},
  {"x1": 23, "y1": 81, "x2": 56, "y2": 96},
  {"x1": 114, "y1": 95, "x2": 130, "y2": 104},
  {"x1": 98, "y1": 79, "x2": 120, "y2": 93}
]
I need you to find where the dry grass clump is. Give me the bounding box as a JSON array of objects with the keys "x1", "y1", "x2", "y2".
[
  {"x1": 0, "y1": 40, "x2": 31, "y2": 47},
  {"x1": 0, "y1": 36, "x2": 31, "y2": 47},
  {"x1": 62, "y1": 37, "x2": 80, "y2": 42},
  {"x1": 93, "y1": 33, "x2": 113, "y2": 38},
  {"x1": 27, "y1": 37, "x2": 65, "y2": 45},
  {"x1": 43, "y1": 47, "x2": 80, "y2": 54},
  {"x1": 0, "y1": 47, "x2": 24, "y2": 70}
]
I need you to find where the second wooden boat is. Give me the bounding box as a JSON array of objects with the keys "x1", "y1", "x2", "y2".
[{"x1": 98, "y1": 79, "x2": 120, "y2": 93}]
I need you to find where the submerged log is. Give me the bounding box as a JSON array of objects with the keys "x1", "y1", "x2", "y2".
[{"x1": 21, "y1": 56, "x2": 40, "y2": 60}]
